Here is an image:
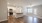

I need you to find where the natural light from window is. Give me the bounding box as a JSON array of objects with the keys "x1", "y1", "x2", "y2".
[
  {"x1": 28, "y1": 16, "x2": 33, "y2": 23},
  {"x1": 28, "y1": 8, "x2": 32, "y2": 13},
  {"x1": 34, "y1": 9, "x2": 37, "y2": 15}
]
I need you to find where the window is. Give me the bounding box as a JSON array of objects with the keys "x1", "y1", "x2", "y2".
[
  {"x1": 34, "y1": 9, "x2": 37, "y2": 15},
  {"x1": 28, "y1": 8, "x2": 32, "y2": 13}
]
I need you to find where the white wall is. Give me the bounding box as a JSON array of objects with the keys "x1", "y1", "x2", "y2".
[
  {"x1": 32, "y1": 5, "x2": 42, "y2": 19},
  {"x1": 0, "y1": 0, "x2": 7, "y2": 22}
]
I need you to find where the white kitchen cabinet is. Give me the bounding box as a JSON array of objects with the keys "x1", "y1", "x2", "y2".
[{"x1": 16, "y1": 7, "x2": 23, "y2": 13}]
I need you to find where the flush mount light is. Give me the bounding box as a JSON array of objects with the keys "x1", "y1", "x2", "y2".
[
  {"x1": 27, "y1": 4, "x2": 40, "y2": 7},
  {"x1": 28, "y1": 5, "x2": 35, "y2": 7},
  {"x1": 7, "y1": 2, "x2": 10, "y2": 4}
]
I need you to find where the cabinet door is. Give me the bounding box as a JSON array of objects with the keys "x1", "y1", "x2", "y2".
[{"x1": 16, "y1": 8, "x2": 22, "y2": 13}]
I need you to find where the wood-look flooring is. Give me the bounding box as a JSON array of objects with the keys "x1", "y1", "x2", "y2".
[
  {"x1": 8, "y1": 15, "x2": 24, "y2": 23},
  {"x1": 8, "y1": 15, "x2": 42, "y2": 23}
]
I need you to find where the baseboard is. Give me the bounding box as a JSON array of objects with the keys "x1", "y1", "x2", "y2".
[{"x1": 0, "y1": 19, "x2": 8, "y2": 22}]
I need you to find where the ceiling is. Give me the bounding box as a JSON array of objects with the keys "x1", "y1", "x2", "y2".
[{"x1": 7, "y1": 0, "x2": 42, "y2": 7}]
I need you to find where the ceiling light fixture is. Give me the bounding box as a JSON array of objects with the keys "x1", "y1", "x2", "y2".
[{"x1": 7, "y1": 2, "x2": 10, "y2": 4}]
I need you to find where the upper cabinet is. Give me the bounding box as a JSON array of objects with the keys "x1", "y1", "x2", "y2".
[{"x1": 16, "y1": 7, "x2": 23, "y2": 13}]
